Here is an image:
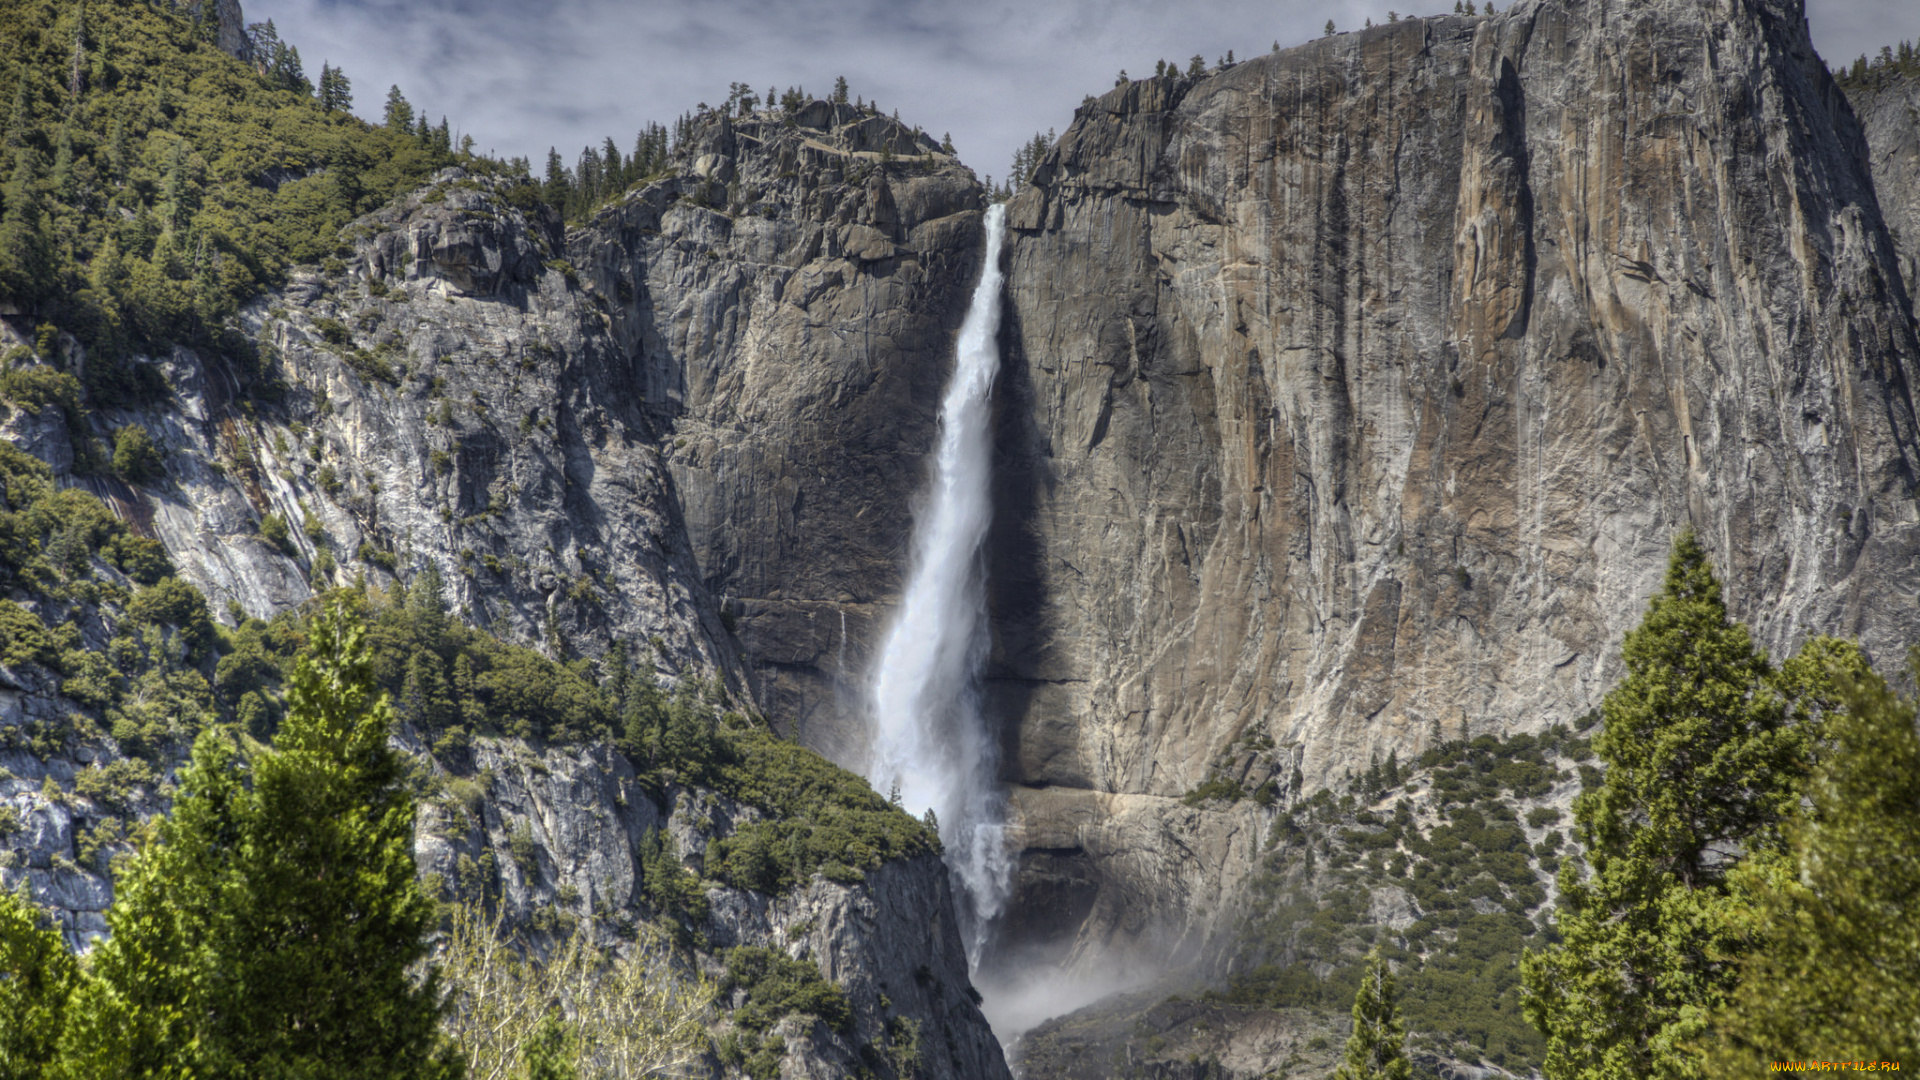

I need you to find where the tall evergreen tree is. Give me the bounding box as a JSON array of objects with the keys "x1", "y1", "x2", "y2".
[
  {"x1": 409, "y1": 559, "x2": 449, "y2": 657},
  {"x1": 544, "y1": 147, "x2": 569, "y2": 206},
  {"x1": 0, "y1": 885, "x2": 79, "y2": 1076},
  {"x1": 1703, "y1": 653, "x2": 1920, "y2": 1072},
  {"x1": 383, "y1": 84, "x2": 413, "y2": 132},
  {"x1": 1335, "y1": 948, "x2": 1411, "y2": 1080},
  {"x1": 317, "y1": 62, "x2": 352, "y2": 113},
  {"x1": 0, "y1": 148, "x2": 52, "y2": 303},
  {"x1": 1522, "y1": 529, "x2": 1864, "y2": 1080},
  {"x1": 55, "y1": 604, "x2": 465, "y2": 1079}
]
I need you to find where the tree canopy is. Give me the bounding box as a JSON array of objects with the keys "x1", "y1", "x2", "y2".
[{"x1": 1522, "y1": 529, "x2": 1865, "y2": 1080}]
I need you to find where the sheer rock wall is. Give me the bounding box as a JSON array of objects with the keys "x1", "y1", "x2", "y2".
[{"x1": 986, "y1": 0, "x2": 1920, "y2": 964}]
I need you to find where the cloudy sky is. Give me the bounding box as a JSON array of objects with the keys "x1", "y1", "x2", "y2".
[{"x1": 260, "y1": 0, "x2": 1920, "y2": 185}]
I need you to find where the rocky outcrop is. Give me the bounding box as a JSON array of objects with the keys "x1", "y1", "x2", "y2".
[
  {"x1": 418, "y1": 738, "x2": 1011, "y2": 1080},
  {"x1": 576, "y1": 107, "x2": 984, "y2": 765},
  {"x1": 987, "y1": 0, "x2": 1920, "y2": 966},
  {"x1": 3, "y1": 104, "x2": 1008, "y2": 1077},
  {"x1": 1, "y1": 689, "x2": 1011, "y2": 1080},
  {"x1": 105, "y1": 108, "x2": 982, "y2": 771}
]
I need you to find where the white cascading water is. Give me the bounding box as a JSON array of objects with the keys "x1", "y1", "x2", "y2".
[{"x1": 868, "y1": 203, "x2": 1011, "y2": 963}]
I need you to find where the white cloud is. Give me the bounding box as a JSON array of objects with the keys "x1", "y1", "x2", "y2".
[{"x1": 255, "y1": 0, "x2": 1920, "y2": 187}]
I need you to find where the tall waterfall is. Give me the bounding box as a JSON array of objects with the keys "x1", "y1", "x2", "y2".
[{"x1": 868, "y1": 203, "x2": 1011, "y2": 962}]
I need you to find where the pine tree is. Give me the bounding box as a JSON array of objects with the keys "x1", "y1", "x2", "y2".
[
  {"x1": 1334, "y1": 949, "x2": 1411, "y2": 1080},
  {"x1": 0, "y1": 885, "x2": 79, "y2": 1074},
  {"x1": 604, "y1": 639, "x2": 631, "y2": 716},
  {"x1": 1521, "y1": 529, "x2": 1865, "y2": 1080},
  {"x1": 409, "y1": 559, "x2": 449, "y2": 657},
  {"x1": 51, "y1": 127, "x2": 74, "y2": 204},
  {"x1": 383, "y1": 84, "x2": 414, "y2": 132},
  {"x1": 318, "y1": 63, "x2": 353, "y2": 113},
  {"x1": 159, "y1": 137, "x2": 190, "y2": 230},
  {"x1": 623, "y1": 666, "x2": 668, "y2": 765},
  {"x1": 832, "y1": 75, "x2": 849, "y2": 104},
  {"x1": 105, "y1": 116, "x2": 128, "y2": 180},
  {"x1": 0, "y1": 148, "x2": 52, "y2": 303},
  {"x1": 544, "y1": 147, "x2": 569, "y2": 207},
  {"x1": 1703, "y1": 653, "x2": 1920, "y2": 1072},
  {"x1": 56, "y1": 604, "x2": 465, "y2": 1079}
]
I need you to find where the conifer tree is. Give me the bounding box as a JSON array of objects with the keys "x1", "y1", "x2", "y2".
[
  {"x1": 0, "y1": 885, "x2": 78, "y2": 1075},
  {"x1": 0, "y1": 148, "x2": 52, "y2": 303},
  {"x1": 623, "y1": 666, "x2": 668, "y2": 765},
  {"x1": 1522, "y1": 529, "x2": 1864, "y2": 1080},
  {"x1": 317, "y1": 62, "x2": 352, "y2": 113},
  {"x1": 544, "y1": 147, "x2": 569, "y2": 205},
  {"x1": 1703, "y1": 653, "x2": 1920, "y2": 1072},
  {"x1": 383, "y1": 84, "x2": 414, "y2": 132},
  {"x1": 51, "y1": 128, "x2": 74, "y2": 204},
  {"x1": 1335, "y1": 949, "x2": 1411, "y2": 1080},
  {"x1": 56, "y1": 604, "x2": 464, "y2": 1079}
]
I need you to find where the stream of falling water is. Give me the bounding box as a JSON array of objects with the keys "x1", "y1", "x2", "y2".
[{"x1": 867, "y1": 203, "x2": 1011, "y2": 965}]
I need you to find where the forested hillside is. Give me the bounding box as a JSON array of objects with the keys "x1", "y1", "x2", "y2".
[{"x1": 0, "y1": 3, "x2": 1009, "y2": 1078}]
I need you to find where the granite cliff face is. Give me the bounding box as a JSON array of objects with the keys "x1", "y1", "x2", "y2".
[
  {"x1": 9, "y1": 0, "x2": 1920, "y2": 1050},
  {"x1": 0, "y1": 105, "x2": 1007, "y2": 1079},
  {"x1": 984, "y1": 0, "x2": 1920, "y2": 966},
  {"x1": 1852, "y1": 71, "x2": 1920, "y2": 316}
]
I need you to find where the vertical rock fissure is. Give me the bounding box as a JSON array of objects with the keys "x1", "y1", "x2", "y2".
[{"x1": 867, "y1": 203, "x2": 1012, "y2": 965}]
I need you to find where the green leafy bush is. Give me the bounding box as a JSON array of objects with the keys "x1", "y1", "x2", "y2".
[
  {"x1": 258, "y1": 513, "x2": 293, "y2": 554},
  {"x1": 126, "y1": 577, "x2": 217, "y2": 660},
  {"x1": 112, "y1": 426, "x2": 164, "y2": 483},
  {"x1": 721, "y1": 946, "x2": 852, "y2": 1035}
]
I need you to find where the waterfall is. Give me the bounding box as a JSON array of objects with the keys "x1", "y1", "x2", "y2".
[{"x1": 867, "y1": 203, "x2": 1011, "y2": 963}]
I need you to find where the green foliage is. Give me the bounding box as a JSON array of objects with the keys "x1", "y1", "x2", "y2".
[
  {"x1": 1335, "y1": 949, "x2": 1412, "y2": 1080},
  {"x1": 0, "y1": 884, "x2": 79, "y2": 1076},
  {"x1": 705, "y1": 726, "x2": 941, "y2": 892},
  {"x1": 1521, "y1": 530, "x2": 1864, "y2": 1080},
  {"x1": 59, "y1": 603, "x2": 465, "y2": 1079},
  {"x1": 0, "y1": 597, "x2": 60, "y2": 668},
  {"x1": 520, "y1": 1014, "x2": 577, "y2": 1080},
  {"x1": 111, "y1": 424, "x2": 162, "y2": 483},
  {"x1": 0, "y1": 0, "x2": 470, "y2": 403},
  {"x1": 0, "y1": 365, "x2": 83, "y2": 436},
  {"x1": 638, "y1": 828, "x2": 708, "y2": 929},
  {"x1": 71, "y1": 757, "x2": 153, "y2": 812},
  {"x1": 721, "y1": 946, "x2": 852, "y2": 1035},
  {"x1": 256, "y1": 512, "x2": 291, "y2": 554},
  {"x1": 1180, "y1": 773, "x2": 1246, "y2": 806},
  {"x1": 1220, "y1": 722, "x2": 1598, "y2": 1070},
  {"x1": 124, "y1": 575, "x2": 214, "y2": 659},
  {"x1": 1702, "y1": 652, "x2": 1920, "y2": 1072},
  {"x1": 1835, "y1": 39, "x2": 1920, "y2": 91}
]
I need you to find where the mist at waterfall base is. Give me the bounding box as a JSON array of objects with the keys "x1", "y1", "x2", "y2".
[{"x1": 866, "y1": 203, "x2": 1013, "y2": 967}]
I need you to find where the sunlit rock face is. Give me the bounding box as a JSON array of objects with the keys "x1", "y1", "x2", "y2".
[
  {"x1": 986, "y1": 0, "x2": 1920, "y2": 965},
  {"x1": 27, "y1": 0, "x2": 1920, "y2": 1007}
]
